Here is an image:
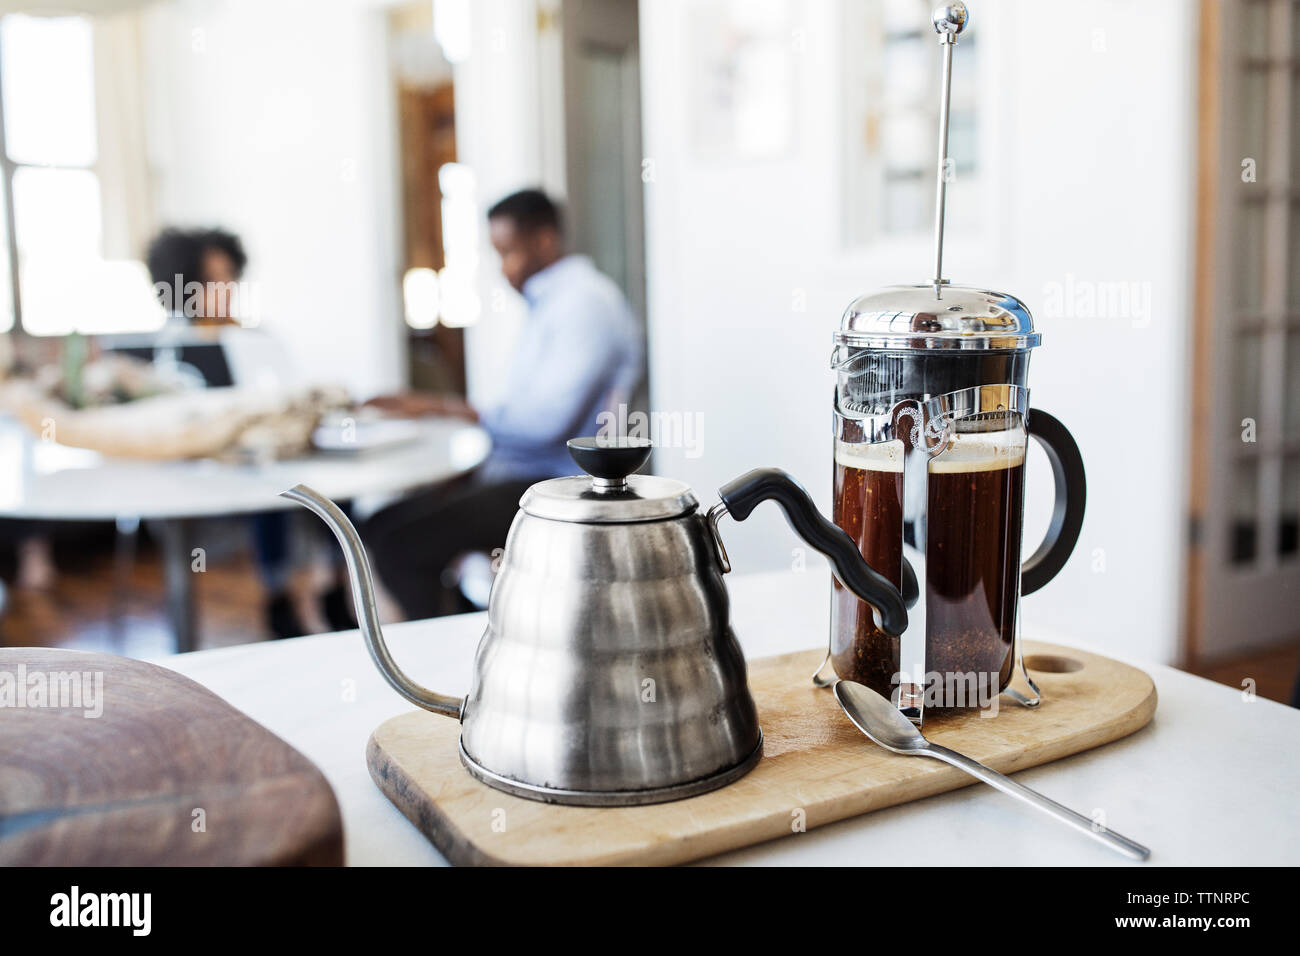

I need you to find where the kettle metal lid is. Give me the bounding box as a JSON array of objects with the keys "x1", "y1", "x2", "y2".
[
  {"x1": 834, "y1": 283, "x2": 1041, "y2": 352},
  {"x1": 520, "y1": 438, "x2": 698, "y2": 523}
]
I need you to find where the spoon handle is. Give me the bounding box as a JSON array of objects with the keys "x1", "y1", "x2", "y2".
[{"x1": 925, "y1": 744, "x2": 1150, "y2": 861}]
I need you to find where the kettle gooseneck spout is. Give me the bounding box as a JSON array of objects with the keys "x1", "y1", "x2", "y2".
[{"x1": 280, "y1": 484, "x2": 463, "y2": 720}]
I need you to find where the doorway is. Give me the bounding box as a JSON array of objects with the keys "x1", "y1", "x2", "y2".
[
  {"x1": 559, "y1": 0, "x2": 648, "y2": 408},
  {"x1": 1188, "y1": 0, "x2": 1300, "y2": 675}
]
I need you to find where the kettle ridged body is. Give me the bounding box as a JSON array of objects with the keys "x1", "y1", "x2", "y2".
[{"x1": 460, "y1": 511, "x2": 762, "y2": 801}]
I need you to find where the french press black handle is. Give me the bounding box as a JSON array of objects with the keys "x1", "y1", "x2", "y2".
[
  {"x1": 1021, "y1": 409, "x2": 1086, "y2": 595},
  {"x1": 718, "y1": 468, "x2": 908, "y2": 636}
]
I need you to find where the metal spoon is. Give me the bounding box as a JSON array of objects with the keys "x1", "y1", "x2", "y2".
[{"x1": 833, "y1": 680, "x2": 1151, "y2": 861}]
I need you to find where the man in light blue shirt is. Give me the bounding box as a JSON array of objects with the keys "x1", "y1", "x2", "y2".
[
  {"x1": 365, "y1": 189, "x2": 644, "y2": 617},
  {"x1": 477, "y1": 191, "x2": 643, "y2": 479}
]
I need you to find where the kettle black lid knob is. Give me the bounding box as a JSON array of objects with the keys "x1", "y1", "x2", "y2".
[{"x1": 567, "y1": 437, "x2": 652, "y2": 484}]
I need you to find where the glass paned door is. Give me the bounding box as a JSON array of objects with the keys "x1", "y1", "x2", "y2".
[{"x1": 1196, "y1": 0, "x2": 1300, "y2": 661}]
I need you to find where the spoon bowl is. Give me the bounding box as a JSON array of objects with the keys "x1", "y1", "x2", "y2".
[{"x1": 834, "y1": 679, "x2": 930, "y2": 753}]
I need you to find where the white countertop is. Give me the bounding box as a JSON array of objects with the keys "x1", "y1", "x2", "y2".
[{"x1": 162, "y1": 569, "x2": 1300, "y2": 866}]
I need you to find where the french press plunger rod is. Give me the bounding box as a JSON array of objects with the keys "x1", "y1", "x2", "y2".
[
  {"x1": 896, "y1": 2, "x2": 972, "y2": 719},
  {"x1": 930, "y1": 1, "x2": 967, "y2": 294}
]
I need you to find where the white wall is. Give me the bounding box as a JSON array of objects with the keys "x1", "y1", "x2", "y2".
[
  {"x1": 640, "y1": 0, "x2": 1196, "y2": 664},
  {"x1": 141, "y1": 0, "x2": 405, "y2": 399}
]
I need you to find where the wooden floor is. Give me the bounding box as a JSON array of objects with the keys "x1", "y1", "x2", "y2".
[
  {"x1": 0, "y1": 545, "x2": 1296, "y2": 706},
  {"x1": 1188, "y1": 643, "x2": 1300, "y2": 707},
  {"x1": 0, "y1": 541, "x2": 275, "y2": 657}
]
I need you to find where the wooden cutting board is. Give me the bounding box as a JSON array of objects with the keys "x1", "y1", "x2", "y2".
[
  {"x1": 0, "y1": 648, "x2": 342, "y2": 866},
  {"x1": 368, "y1": 641, "x2": 1156, "y2": 866}
]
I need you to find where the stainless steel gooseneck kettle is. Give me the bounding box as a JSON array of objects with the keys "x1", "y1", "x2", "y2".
[{"x1": 284, "y1": 437, "x2": 907, "y2": 806}]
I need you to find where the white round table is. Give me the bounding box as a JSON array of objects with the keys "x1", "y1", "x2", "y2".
[{"x1": 0, "y1": 417, "x2": 491, "y2": 651}]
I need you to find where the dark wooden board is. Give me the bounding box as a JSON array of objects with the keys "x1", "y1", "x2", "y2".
[{"x1": 0, "y1": 648, "x2": 342, "y2": 866}]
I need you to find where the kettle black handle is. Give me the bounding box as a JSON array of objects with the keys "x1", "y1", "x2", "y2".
[
  {"x1": 718, "y1": 468, "x2": 908, "y2": 636},
  {"x1": 1021, "y1": 409, "x2": 1086, "y2": 595}
]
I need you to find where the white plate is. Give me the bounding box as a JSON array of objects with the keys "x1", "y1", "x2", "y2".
[{"x1": 312, "y1": 417, "x2": 425, "y2": 453}]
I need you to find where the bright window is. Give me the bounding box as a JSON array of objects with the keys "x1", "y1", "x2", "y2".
[
  {"x1": 12, "y1": 167, "x2": 102, "y2": 258},
  {"x1": 1, "y1": 15, "x2": 98, "y2": 167},
  {"x1": 0, "y1": 13, "x2": 162, "y2": 335}
]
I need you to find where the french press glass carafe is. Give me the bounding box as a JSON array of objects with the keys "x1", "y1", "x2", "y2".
[{"x1": 821, "y1": 3, "x2": 1086, "y2": 725}]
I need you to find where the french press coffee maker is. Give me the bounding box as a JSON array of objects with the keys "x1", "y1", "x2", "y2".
[{"x1": 821, "y1": 3, "x2": 1086, "y2": 725}]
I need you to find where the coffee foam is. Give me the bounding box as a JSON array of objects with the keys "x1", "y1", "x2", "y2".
[{"x1": 836, "y1": 433, "x2": 1026, "y2": 474}]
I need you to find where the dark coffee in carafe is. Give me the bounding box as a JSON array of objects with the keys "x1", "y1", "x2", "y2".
[{"x1": 832, "y1": 427, "x2": 1026, "y2": 707}]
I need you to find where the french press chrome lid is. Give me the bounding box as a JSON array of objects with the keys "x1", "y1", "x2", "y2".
[{"x1": 836, "y1": 284, "x2": 1040, "y2": 352}]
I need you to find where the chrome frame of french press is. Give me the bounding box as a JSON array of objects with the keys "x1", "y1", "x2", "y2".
[{"x1": 816, "y1": 382, "x2": 1042, "y2": 723}]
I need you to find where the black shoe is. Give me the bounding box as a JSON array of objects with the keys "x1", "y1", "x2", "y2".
[
  {"x1": 322, "y1": 585, "x2": 354, "y2": 632},
  {"x1": 266, "y1": 592, "x2": 307, "y2": 640}
]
